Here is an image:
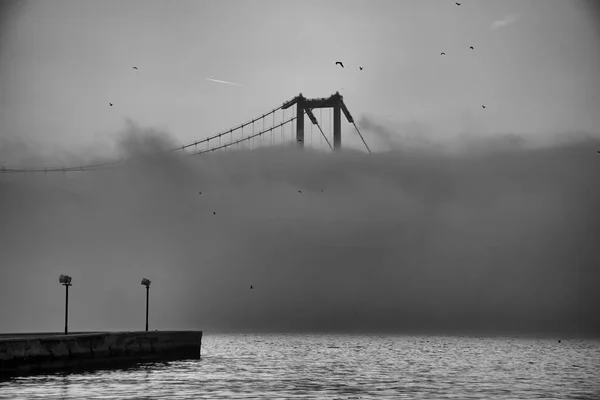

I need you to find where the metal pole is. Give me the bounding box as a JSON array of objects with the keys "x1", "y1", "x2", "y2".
[
  {"x1": 64, "y1": 284, "x2": 69, "y2": 335},
  {"x1": 333, "y1": 96, "x2": 341, "y2": 151},
  {"x1": 145, "y1": 286, "x2": 149, "y2": 332},
  {"x1": 296, "y1": 95, "x2": 304, "y2": 147}
]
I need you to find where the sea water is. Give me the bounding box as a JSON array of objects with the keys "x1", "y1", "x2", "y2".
[{"x1": 1, "y1": 333, "x2": 599, "y2": 399}]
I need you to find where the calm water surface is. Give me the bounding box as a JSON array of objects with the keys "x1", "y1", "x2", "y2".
[{"x1": 1, "y1": 334, "x2": 599, "y2": 399}]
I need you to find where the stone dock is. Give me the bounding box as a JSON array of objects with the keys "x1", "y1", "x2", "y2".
[{"x1": 0, "y1": 330, "x2": 202, "y2": 378}]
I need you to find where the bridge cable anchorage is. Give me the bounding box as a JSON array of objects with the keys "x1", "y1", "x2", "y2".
[
  {"x1": 192, "y1": 113, "x2": 304, "y2": 155},
  {"x1": 352, "y1": 121, "x2": 371, "y2": 154}
]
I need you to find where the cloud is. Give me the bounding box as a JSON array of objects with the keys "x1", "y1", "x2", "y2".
[
  {"x1": 490, "y1": 14, "x2": 520, "y2": 30},
  {"x1": 206, "y1": 77, "x2": 245, "y2": 87},
  {"x1": 1, "y1": 122, "x2": 599, "y2": 337}
]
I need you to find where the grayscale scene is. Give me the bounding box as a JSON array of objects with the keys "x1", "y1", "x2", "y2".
[{"x1": 1, "y1": 0, "x2": 600, "y2": 398}]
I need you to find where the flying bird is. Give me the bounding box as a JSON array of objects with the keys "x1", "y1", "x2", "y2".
[
  {"x1": 298, "y1": 190, "x2": 302, "y2": 193},
  {"x1": 132, "y1": 66, "x2": 138, "y2": 70},
  {"x1": 470, "y1": 46, "x2": 474, "y2": 50},
  {"x1": 335, "y1": 61, "x2": 344, "y2": 68},
  {"x1": 213, "y1": 211, "x2": 216, "y2": 215},
  {"x1": 199, "y1": 192, "x2": 202, "y2": 195},
  {"x1": 482, "y1": 105, "x2": 486, "y2": 109},
  {"x1": 359, "y1": 66, "x2": 363, "y2": 70},
  {"x1": 250, "y1": 285, "x2": 253, "y2": 289},
  {"x1": 455, "y1": 2, "x2": 461, "y2": 5},
  {"x1": 109, "y1": 103, "x2": 113, "y2": 106},
  {"x1": 440, "y1": 52, "x2": 446, "y2": 56}
]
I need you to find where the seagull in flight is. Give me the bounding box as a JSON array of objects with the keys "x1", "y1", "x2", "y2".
[
  {"x1": 440, "y1": 52, "x2": 446, "y2": 56},
  {"x1": 132, "y1": 66, "x2": 138, "y2": 70},
  {"x1": 470, "y1": 46, "x2": 474, "y2": 50},
  {"x1": 109, "y1": 103, "x2": 113, "y2": 106},
  {"x1": 482, "y1": 105, "x2": 486, "y2": 109},
  {"x1": 359, "y1": 66, "x2": 363, "y2": 70},
  {"x1": 335, "y1": 61, "x2": 344, "y2": 68},
  {"x1": 250, "y1": 285, "x2": 253, "y2": 289},
  {"x1": 455, "y1": 2, "x2": 461, "y2": 5}
]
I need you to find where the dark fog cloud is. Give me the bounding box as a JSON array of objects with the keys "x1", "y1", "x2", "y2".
[{"x1": 1, "y1": 122, "x2": 599, "y2": 338}]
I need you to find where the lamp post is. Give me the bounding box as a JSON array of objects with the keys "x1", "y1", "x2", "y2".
[
  {"x1": 58, "y1": 275, "x2": 72, "y2": 335},
  {"x1": 141, "y1": 278, "x2": 151, "y2": 331}
]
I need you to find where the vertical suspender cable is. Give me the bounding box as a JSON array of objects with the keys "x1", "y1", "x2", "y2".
[
  {"x1": 320, "y1": 109, "x2": 323, "y2": 147},
  {"x1": 329, "y1": 108, "x2": 332, "y2": 145}
]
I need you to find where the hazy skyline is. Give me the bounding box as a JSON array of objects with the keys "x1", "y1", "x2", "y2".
[
  {"x1": 1, "y1": 130, "x2": 600, "y2": 336},
  {"x1": 1, "y1": 1, "x2": 600, "y2": 337}
]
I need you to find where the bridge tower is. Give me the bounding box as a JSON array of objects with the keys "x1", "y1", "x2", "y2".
[{"x1": 282, "y1": 91, "x2": 355, "y2": 151}]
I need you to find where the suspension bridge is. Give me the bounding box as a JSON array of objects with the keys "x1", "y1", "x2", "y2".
[{"x1": 0, "y1": 92, "x2": 371, "y2": 174}]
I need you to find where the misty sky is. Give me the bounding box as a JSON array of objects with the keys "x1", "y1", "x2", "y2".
[
  {"x1": 1, "y1": 1, "x2": 600, "y2": 337},
  {"x1": 1, "y1": 0, "x2": 599, "y2": 160}
]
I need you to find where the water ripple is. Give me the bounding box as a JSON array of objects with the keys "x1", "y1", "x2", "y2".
[{"x1": 1, "y1": 334, "x2": 599, "y2": 399}]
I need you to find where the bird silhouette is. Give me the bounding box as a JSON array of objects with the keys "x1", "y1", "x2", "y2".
[
  {"x1": 470, "y1": 46, "x2": 474, "y2": 50},
  {"x1": 132, "y1": 67, "x2": 138, "y2": 70},
  {"x1": 455, "y1": 2, "x2": 461, "y2": 5},
  {"x1": 199, "y1": 191, "x2": 202, "y2": 195},
  {"x1": 298, "y1": 190, "x2": 302, "y2": 193},
  {"x1": 482, "y1": 105, "x2": 486, "y2": 109},
  {"x1": 109, "y1": 103, "x2": 113, "y2": 106},
  {"x1": 213, "y1": 211, "x2": 216, "y2": 215},
  {"x1": 250, "y1": 285, "x2": 253, "y2": 289},
  {"x1": 359, "y1": 66, "x2": 363, "y2": 70},
  {"x1": 440, "y1": 52, "x2": 446, "y2": 56},
  {"x1": 597, "y1": 150, "x2": 600, "y2": 153},
  {"x1": 335, "y1": 61, "x2": 344, "y2": 68}
]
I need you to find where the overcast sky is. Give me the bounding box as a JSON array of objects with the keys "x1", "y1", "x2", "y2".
[
  {"x1": 0, "y1": 1, "x2": 599, "y2": 336},
  {"x1": 1, "y1": 0, "x2": 599, "y2": 161}
]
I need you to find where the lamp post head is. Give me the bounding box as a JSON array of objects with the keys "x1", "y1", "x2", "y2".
[
  {"x1": 59, "y1": 275, "x2": 72, "y2": 285},
  {"x1": 141, "y1": 278, "x2": 151, "y2": 288}
]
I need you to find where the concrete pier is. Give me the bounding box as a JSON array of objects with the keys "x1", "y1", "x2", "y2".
[{"x1": 0, "y1": 330, "x2": 202, "y2": 378}]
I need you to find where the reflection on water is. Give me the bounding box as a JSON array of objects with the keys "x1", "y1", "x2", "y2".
[{"x1": 1, "y1": 334, "x2": 599, "y2": 399}]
